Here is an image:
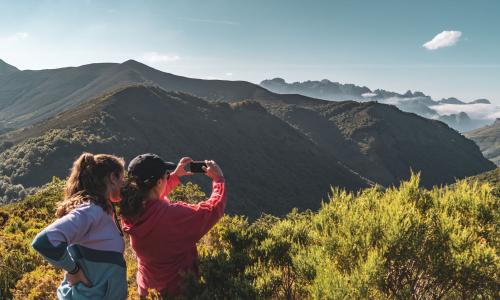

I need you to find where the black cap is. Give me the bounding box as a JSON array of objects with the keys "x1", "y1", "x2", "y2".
[{"x1": 127, "y1": 153, "x2": 176, "y2": 183}]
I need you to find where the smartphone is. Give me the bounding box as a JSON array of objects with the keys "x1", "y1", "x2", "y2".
[{"x1": 189, "y1": 161, "x2": 207, "y2": 173}]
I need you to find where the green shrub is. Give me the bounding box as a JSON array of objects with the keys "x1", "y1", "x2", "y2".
[
  {"x1": 1, "y1": 174, "x2": 498, "y2": 299},
  {"x1": 11, "y1": 265, "x2": 62, "y2": 300},
  {"x1": 0, "y1": 178, "x2": 64, "y2": 299}
]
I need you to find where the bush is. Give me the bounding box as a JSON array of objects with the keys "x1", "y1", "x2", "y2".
[
  {"x1": 0, "y1": 178, "x2": 64, "y2": 299},
  {"x1": 0, "y1": 128, "x2": 114, "y2": 204},
  {"x1": 169, "y1": 182, "x2": 207, "y2": 204},
  {"x1": 1, "y1": 174, "x2": 498, "y2": 299},
  {"x1": 185, "y1": 174, "x2": 498, "y2": 299},
  {"x1": 0, "y1": 176, "x2": 26, "y2": 205},
  {"x1": 11, "y1": 265, "x2": 63, "y2": 300}
]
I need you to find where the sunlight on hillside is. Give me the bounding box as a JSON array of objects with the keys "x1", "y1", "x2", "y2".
[{"x1": 1, "y1": 173, "x2": 498, "y2": 299}]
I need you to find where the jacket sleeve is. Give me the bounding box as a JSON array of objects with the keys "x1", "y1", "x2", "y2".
[
  {"x1": 160, "y1": 174, "x2": 181, "y2": 199},
  {"x1": 169, "y1": 178, "x2": 226, "y2": 243},
  {"x1": 31, "y1": 204, "x2": 95, "y2": 272}
]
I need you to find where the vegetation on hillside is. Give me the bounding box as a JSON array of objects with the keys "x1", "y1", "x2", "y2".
[
  {"x1": 471, "y1": 168, "x2": 499, "y2": 185},
  {"x1": 0, "y1": 127, "x2": 117, "y2": 204},
  {"x1": 1, "y1": 84, "x2": 495, "y2": 212},
  {"x1": 466, "y1": 168, "x2": 500, "y2": 195},
  {"x1": 465, "y1": 119, "x2": 500, "y2": 166},
  {"x1": 0, "y1": 171, "x2": 498, "y2": 299},
  {"x1": 0, "y1": 86, "x2": 369, "y2": 218}
]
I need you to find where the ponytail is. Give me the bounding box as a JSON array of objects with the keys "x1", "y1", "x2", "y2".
[
  {"x1": 119, "y1": 176, "x2": 157, "y2": 221},
  {"x1": 56, "y1": 152, "x2": 124, "y2": 217}
]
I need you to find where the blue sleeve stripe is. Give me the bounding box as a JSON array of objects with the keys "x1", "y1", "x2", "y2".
[
  {"x1": 32, "y1": 232, "x2": 68, "y2": 260},
  {"x1": 69, "y1": 245, "x2": 126, "y2": 268}
]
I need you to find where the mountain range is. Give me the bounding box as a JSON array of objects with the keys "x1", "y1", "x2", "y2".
[
  {"x1": 0, "y1": 59, "x2": 495, "y2": 217},
  {"x1": 0, "y1": 59, "x2": 317, "y2": 132},
  {"x1": 465, "y1": 119, "x2": 500, "y2": 166},
  {"x1": 260, "y1": 78, "x2": 496, "y2": 132}
]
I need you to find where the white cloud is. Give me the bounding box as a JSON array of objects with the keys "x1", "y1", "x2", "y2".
[
  {"x1": 488, "y1": 110, "x2": 500, "y2": 119},
  {"x1": 225, "y1": 72, "x2": 233, "y2": 77},
  {"x1": 139, "y1": 52, "x2": 180, "y2": 63},
  {"x1": 379, "y1": 97, "x2": 402, "y2": 105},
  {"x1": 0, "y1": 32, "x2": 29, "y2": 43},
  {"x1": 423, "y1": 31, "x2": 462, "y2": 50},
  {"x1": 362, "y1": 92, "x2": 377, "y2": 98},
  {"x1": 430, "y1": 103, "x2": 500, "y2": 120}
]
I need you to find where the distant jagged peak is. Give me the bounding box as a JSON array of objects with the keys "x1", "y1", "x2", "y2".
[
  {"x1": 0, "y1": 59, "x2": 20, "y2": 74},
  {"x1": 494, "y1": 118, "x2": 500, "y2": 126},
  {"x1": 261, "y1": 78, "x2": 372, "y2": 94},
  {"x1": 403, "y1": 90, "x2": 414, "y2": 97},
  {"x1": 399, "y1": 90, "x2": 428, "y2": 98},
  {"x1": 439, "y1": 111, "x2": 471, "y2": 122},
  {"x1": 469, "y1": 98, "x2": 491, "y2": 104},
  {"x1": 457, "y1": 111, "x2": 471, "y2": 120},
  {"x1": 412, "y1": 91, "x2": 427, "y2": 97},
  {"x1": 438, "y1": 97, "x2": 465, "y2": 105}
]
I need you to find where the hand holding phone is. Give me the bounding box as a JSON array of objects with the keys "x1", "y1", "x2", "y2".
[
  {"x1": 189, "y1": 161, "x2": 207, "y2": 173},
  {"x1": 172, "y1": 157, "x2": 193, "y2": 177},
  {"x1": 203, "y1": 160, "x2": 224, "y2": 180}
]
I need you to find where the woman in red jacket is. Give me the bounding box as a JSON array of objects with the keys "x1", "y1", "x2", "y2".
[{"x1": 119, "y1": 154, "x2": 226, "y2": 299}]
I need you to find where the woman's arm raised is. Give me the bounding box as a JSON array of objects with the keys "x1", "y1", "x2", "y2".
[
  {"x1": 168, "y1": 161, "x2": 226, "y2": 243},
  {"x1": 161, "y1": 157, "x2": 193, "y2": 198}
]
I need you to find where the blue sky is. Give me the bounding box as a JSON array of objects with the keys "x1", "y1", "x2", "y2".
[{"x1": 0, "y1": 0, "x2": 499, "y2": 103}]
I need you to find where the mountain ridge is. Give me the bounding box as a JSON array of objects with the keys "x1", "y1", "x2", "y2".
[
  {"x1": 0, "y1": 61, "x2": 495, "y2": 207},
  {"x1": 260, "y1": 77, "x2": 496, "y2": 132},
  {"x1": 0, "y1": 60, "x2": 327, "y2": 131},
  {"x1": 0, "y1": 85, "x2": 369, "y2": 216},
  {"x1": 465, "y1": 120, "x2": 500, "y2": 166},
  {"x1": 260, "y1": 77, "x2": 492, "y2": 106},
  {"x1": 0, "y1": 59, "x2": 19, "y2": 75}
]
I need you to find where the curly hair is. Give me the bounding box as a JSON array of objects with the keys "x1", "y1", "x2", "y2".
[
  {"x1": 119, "y1": 175, "x2": 159, "y2": 222},
  {"x1": 55, "y1": 152, "x2": 125, "y2": 218}
]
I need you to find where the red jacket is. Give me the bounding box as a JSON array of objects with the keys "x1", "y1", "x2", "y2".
[{"x1": 122, "y1": 175, "x2": 226, "y2": 297}]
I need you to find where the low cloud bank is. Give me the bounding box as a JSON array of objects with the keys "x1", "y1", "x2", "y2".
[{"x1": 430, "y1": 103, "x2": 500, "y2": 120}]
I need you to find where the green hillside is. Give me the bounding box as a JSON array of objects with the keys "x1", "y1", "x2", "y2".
[
  {"x1": 0, "y1": 59, "x2": 320, "y2": 131},
  {"x1": 1, "y1": 85, "x2": 495, "y2": 211},
  {"x1": 0, "y1": 172, "x2": 498, "y2": 299},
  {"x1": 265, "y1": 101, "x2": 495, "y2": 187},
  {"x1": 469, "y1": 167, "x2": 499, "y2": 185},
  {"x1": 1, "y1": 60, "x2": 495, "y2": 204},
  {"x1": 465, "y1": 119, "x2": 500, "y2": 166},
  {"x1": 0, "y1": 85, "x2": 369, "y2": 217}
]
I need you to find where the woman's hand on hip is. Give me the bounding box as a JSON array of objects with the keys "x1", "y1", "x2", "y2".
[{"x1": 66, "y1": 269, "x2": 92, "y2": 288}]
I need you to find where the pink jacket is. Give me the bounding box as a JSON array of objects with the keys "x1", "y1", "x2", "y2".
[{"x1": 122, "y1": 175, "x2": 226, "y2": 297}]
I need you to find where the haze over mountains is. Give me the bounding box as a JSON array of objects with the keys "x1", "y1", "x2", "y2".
[
  {"x1": 0, "y1": 59, "x2": 496, "y2": 216},
  {"x1": 261, "y1": 78, "x2": 499, "y2": 132}
]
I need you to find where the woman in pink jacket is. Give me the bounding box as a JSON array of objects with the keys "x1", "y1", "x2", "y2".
[{"x1": 119, "y1": 154, "x2": 226, "y2": 299}]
